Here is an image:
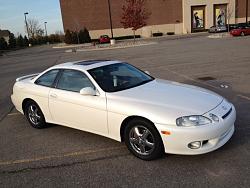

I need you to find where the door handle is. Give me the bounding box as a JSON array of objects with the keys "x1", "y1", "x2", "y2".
[{"x1": 50, "y1": 93, "x2": 57, "y2": 98}]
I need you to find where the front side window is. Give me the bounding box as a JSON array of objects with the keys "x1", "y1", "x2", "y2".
[
  {"x1": 35, "y1": 69, "x2": 59, "y2": 87},
  {"x1": 56, "y1": 69, "x2": 94, "y2": 92},
  {"x1": 88, "y1": 63, "x2": 154, "y2": 92}
]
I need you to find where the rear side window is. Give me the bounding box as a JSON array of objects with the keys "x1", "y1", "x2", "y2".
[
  {"x1": 35, "y1": 69, "x2": 59, "y2": 87},
  {"x1": 56, "y1": 69, "x2": 94, "y2": 92}
]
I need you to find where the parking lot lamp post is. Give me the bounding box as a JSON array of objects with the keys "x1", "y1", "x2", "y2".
[
  {"x1": 44, "y1": 22, "x2": 48, "y2": 36},
  {"x1": 107, "y1": 0, "x2": 114, "y2": 38},
  {"x1": 24, "y1": 12, "x2": 29, "y2": 38}
]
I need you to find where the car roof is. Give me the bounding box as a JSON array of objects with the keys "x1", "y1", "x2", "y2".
[{"x1": 51, "y1": 60, "x2": 122, "y2": 71}]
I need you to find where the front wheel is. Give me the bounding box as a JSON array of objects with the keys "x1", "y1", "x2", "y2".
[
  {"x1": 25, "y1": 101, "x2": 46, "y2": 129},
  {"x1": 124, "y1": 119, "x2": 164, "y2": 160},
  {"x1": 241, "y1": 32, "x2": 245, "y2": 36}
]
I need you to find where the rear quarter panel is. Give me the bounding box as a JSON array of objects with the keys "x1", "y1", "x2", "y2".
[{"x1": 12, "y1": 80, "x2": 53, "y2": 122}]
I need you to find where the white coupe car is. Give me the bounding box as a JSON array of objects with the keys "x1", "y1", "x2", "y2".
[{"x1": 11, "y1": 60, "x2": 236, "y2": 160}]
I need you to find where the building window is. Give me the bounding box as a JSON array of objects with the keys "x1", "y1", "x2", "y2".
[
  {"x1": 191, "y1": 6, "x2": 206, "y2": 32},
  {"x1": 214, "y1": 4, "x2": 227, "y2": 26}
]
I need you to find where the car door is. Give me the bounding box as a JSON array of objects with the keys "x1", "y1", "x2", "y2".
[
  {"x1": 247, "y1": 26, "x2": 250, "y2": 35},
  {"x1": 48, "y1": 69, "x2": 108, "y2": 135},
  {"x1": 32, "y1": 69, "x2": 60, "y2": 121}
]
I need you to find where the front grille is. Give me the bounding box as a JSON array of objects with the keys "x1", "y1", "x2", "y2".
[
  {"x1": 222, "y1": 107, "x2": 232, "y2": 119},
  {"x1": 202, "y1": 140, "x2": 208, "y2": 145}
]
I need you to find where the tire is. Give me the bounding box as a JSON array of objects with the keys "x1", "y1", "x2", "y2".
[
  {"x1": 241, "y1": 32, "x2": 245, "y2": 36},
  {"x1": 124, "y1": 118, "x2": 164, "y2": 160},
  {"x1": 24, "y1": 100, "x2": 46, "y2": 129}
]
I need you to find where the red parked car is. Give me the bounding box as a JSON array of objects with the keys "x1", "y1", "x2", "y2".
[
  {"x1": 99, "y1": 35, "x2": 110, "y2": 43},
  {"x1": 230, "y1": 25, "x2": 250, "y2": 36}
]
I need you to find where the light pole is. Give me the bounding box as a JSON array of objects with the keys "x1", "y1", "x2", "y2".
[
  {"x1": 107, "y1": 0, "x2": 114, "y2": 38},
  {"x1": 24, "y1": 12, "x2": 29, "y2": 38},
  {"x1": 44, "y1": 22, "x2": 48, "y2": 36}
]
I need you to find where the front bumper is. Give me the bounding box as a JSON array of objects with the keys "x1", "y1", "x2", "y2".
[{"x1": 156, "y1": 100, "x2": 236, "y2": 155}]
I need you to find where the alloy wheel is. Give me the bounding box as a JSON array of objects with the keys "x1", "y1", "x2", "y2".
[
  {"x1": 28, "y1": 104, "x2": 41, "y2": 125},
  {"x1": 129, "y1": 125, "x2": 155, "y2": 156}
]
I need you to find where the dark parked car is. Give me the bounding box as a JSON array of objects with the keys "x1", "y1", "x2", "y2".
[
  {"x1": 226, "y1": 24, "x2": 238, "y2": 31},
  {"x1": 99, "y1": 35, "x2": 110, "y2": 44}
]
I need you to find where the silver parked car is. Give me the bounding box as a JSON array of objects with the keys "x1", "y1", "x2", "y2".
[{"x1": 208, "y1": 25, "x2": 227, "y2": 33}]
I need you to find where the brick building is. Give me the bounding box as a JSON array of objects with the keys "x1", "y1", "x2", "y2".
[{"x1": 59, "y1": 0, "x2": 250, "y2": 38}]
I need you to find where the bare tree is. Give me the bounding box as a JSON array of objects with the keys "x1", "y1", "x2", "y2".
[
  {"x1": 55, "y1": 30, "x2": 64, "y2": 35},
  {"x1": 121, "y1": 0, "x2": 150, "y2": 42},
  {"x1": 25, "y1": 18, "x2": 44, "y2": 38},
  {"x1": 72, "y1": 18, "x2": 81, "y2": 44}
]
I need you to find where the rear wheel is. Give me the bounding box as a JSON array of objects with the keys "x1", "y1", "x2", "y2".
[
  {"x1": 241, "y1": 32, "x2": 245, "y2": 36},
  {"x1": 25, "y1": 101, "x2": 46, "y2": 129},
  {"x1": 124, "y1": 119, "x2": 164, "y2": 160}
]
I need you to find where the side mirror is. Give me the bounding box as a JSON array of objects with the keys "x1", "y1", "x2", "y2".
[
  {"x1": 80, "y1": 87, "x2": 98, "y2": 96},
  {"x1": 144, "y1": 71, "x2": 150, "y2": 75}
]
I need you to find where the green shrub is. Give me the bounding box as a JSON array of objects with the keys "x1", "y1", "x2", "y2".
[
  {"x1": 167, "y1": 32, "x2": 175, "y2": 35},
  {"x1": 0, "y1": 37, "x2": 8, "y2": 50},
  {"x1": 24, "y1": 36, "x2": 29, "y2": 46},
  {"x1": 153, "y1": 32, "x2": 163, "y2": 37},
  {"x1": 79, "y1": 28, "x2": 91, "y2": 43},
  {"x1": 8, "y1": 33, "x2": 16, "y2": 49},
  {"x1": 48, "y1": 34, "x2": 61, "y2": 43},
  {"x1": 71, "y1": 31, "x2": 79, "y2": 44},
  {"x1": 114, "y1": 35, "x2": 141, "y2": 40},
  {"x1": 64, "y1": 28, "x2": 91, "y2": 44},
  {"x1": 16, "y1": 35, "x2": 25, "y2": 47},
  {"x1": 64, "y1": 30, "x2": 72, "y2": 44}
]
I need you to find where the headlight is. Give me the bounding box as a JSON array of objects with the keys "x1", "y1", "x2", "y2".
[
  {"x1": 209, "y1": 113, "x2": 219, "y2": 122},
  {"x1": 176, "y1": 115, "x2": 212, "y2": 127}
]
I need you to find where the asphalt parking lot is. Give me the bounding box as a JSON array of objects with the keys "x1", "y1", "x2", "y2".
[{"x1": 0, "y1": 35, "x2": 250, "y2": 187}]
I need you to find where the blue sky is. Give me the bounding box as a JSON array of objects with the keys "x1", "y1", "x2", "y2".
[{"x1": 0, "y1": 0, "x2": 64, "y2": 36}]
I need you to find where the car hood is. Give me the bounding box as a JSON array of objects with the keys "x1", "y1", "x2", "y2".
[{"x1": 107, "y1": 79, "x2": 223, "y2": 125}]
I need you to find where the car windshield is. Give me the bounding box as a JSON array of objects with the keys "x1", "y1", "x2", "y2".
[{"x1": 88, "y1": 63, "x2": 154, "y2": 92}]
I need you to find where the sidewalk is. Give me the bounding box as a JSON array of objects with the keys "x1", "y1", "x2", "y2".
[
  {"x1": 140, "y1": 32, "x2": 209, "y2": 42},
  {"x1": 56, "y1": 32, "x2": 210, "y2": 52},
  {"x1": 65, "y1": 40, "x2": 158, "y2": 52}
]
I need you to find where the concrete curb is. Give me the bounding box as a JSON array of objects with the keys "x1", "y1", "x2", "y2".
[
  {"x1": 145, "y1": 32, "x2": 209, "y2": 41},
  {"x1": 65, "y1": 42, "x2": 158, "y2": 53},
  {"x1": 57, "y1": 32, "x2": 210, "y2": 50},
  {"x1": 53, "y1": 43, "x2": 92, "y2": 49},
  {"x1": 208, "y1": 33, "x2": 232, "y2": 39}
]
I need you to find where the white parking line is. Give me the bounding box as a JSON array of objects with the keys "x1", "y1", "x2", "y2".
[
  {"x1": 164, "y1": 67, "x2": 219, "y2": 90},
  {"x1": 164, "y1": 68, "x2": 250, "y2": 102},
  {"x1": 7, "y1": 112, "x2": 21, "y2": 116},
  {"x1": 0, "y1": 146, "x2": 126, "y2": 166},
  {"x1": 237, "y1": 94, "x2": 250, "y2": 101}
]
